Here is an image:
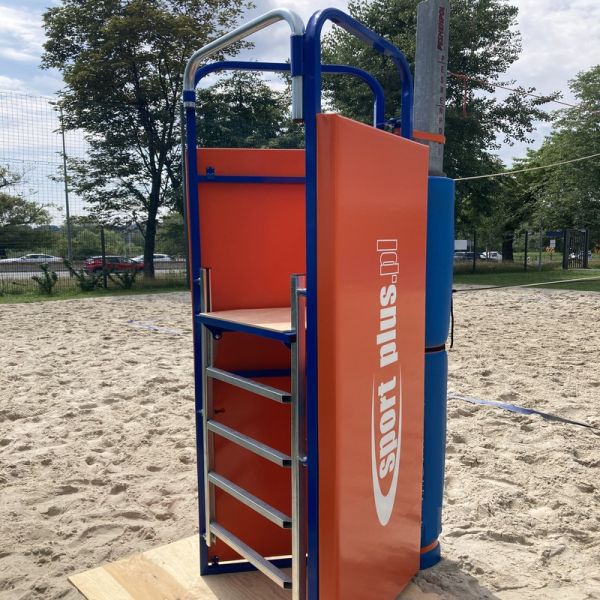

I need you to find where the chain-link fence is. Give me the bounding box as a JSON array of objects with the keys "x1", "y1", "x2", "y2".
[{"x1": 0, "y1": 92, "x2": 187, "y2": 295}]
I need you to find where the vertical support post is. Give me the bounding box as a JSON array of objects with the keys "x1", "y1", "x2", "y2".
[
  {"x1": 58, "y1": 105, "x2": 74, "y2": 264},
  {"x1": 583, "y1": 229, "x2": 589, "y2": 269},
  {"x1": 538, "y1": 219, "x2": 544, "y2": 272},
  {"x1": 199, "y1": 268, "x2": 216, "y2": 546},
  {"x1": 524, "y1": 230, "x2": 529, "y2": 272},
  {"x1": 291, "y1": 274, "x2": 306, "y2": 600},
  {"x1": 414, "y1": 0, "x2": 450, "y2": 175},
  {"x1": 415, "y1": 0, "x2": 453, "y2": 571},
  {"x1": 100, "y1": 229, "x2": 107, "y2": 289},
  {"x1": 180, "y1": 103, "x2": 190, "y2": 288},
  {"x1": 472, "y1": 231, "x2": 477, "y2": 274}
]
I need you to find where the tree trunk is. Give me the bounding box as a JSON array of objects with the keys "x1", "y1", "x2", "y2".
[
  {"x1": 144, "y1": 182, "x2": 160, "y2": 278},
  {"x1": 502, "y1": 228, "x2": 514, "y2": 262}
]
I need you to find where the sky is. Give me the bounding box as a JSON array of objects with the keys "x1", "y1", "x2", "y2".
[{"x1": 1, "y1": 0, "x2": 600, "y2": 167}]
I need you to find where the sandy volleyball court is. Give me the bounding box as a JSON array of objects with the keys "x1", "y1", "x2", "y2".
[{"x1": 0, "y1": 289, "x2": 599, "y2": 599}]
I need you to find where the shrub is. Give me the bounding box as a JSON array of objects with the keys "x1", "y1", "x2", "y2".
[
  {"x1": 63, "y1": 259, "x2": 104, "y2": 292},
  {"x1": 108, "y1": 269, "x2": 138, "y2": 290},
  {"x1": 31, "y1": 263, "x2": 59, "y2": 295}
]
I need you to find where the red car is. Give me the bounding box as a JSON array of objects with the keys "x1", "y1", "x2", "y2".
[{"x1": 83, "y1": 256, "x2": 143, "y2": 274}]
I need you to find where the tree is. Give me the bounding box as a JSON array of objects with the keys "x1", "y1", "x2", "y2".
[
  {"x1": 197, "y1": 72, "x2": 303, "y2": 149},
  {"x1": 157, "y1": 211, "x2": 186, "y2": 256},
  {"x1": 322, "y1": 0, "x2": 557, "y2": 231},
  {"x1": 0, "y1": 194, "x2": 50, "y2": 229},
  {"x1": 0, "y1": 167, "x2": 51, "y2": 257},
  {"x1": 522, "y1": 66, "x2": 600, "y2": 235},
  {"x1": 41, "y1": 0, "x2": 252, "y2": 277}
]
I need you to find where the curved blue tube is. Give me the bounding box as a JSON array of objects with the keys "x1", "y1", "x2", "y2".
[
  {"x1": 304, "y1": 7, "x2": 413, "y2": 139},
  {"x1": 194, "y1": 60, "x2": 386, "y2": 128}
]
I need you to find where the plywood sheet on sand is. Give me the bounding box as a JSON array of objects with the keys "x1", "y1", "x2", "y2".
[{"x1": 69, "y1": 536, "x2": 450, "y2": 600}]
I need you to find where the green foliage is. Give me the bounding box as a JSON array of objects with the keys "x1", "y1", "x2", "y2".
[
  {"x1": 197, "y1": 72, "x2": 302, "y2": 149},
  {"x1": 519, "y1": 65, "x2": 600, "y2": 234},
  {"x1": 157, "y1": 212, "x2": 186, "y2": 256},
  {"x1": 31, "y1": 263, "x2": 59, "y2": 295},
  {"x1": 322, "y1": 0, "x2": 557, "y2": 228},
  {"x1": 63, "y1": 259, "x2": 104, "y2": 291},
  {"x1": 108, "y1": 269, "x2": 138, "y2": 290},
  {"x1": 0, "y1": 166, "x2": 53, "y2": 257},
  {"x1": 0, "y1": 192, "x2": 50, "y2": 228},
  {"x1": 41, "y1": 0, "x2": 252, "y2": 276}
]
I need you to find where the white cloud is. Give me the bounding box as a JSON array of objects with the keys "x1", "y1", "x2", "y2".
[
  {"x1": 0, "y1": 75, "x2": 29, "y2": 93},
  {"x1": 0, "y1": 6, "x2": 46, "y2": 64},
  {"x1": 508, "y1": 0, "x2": 600, "y2": 103},
  {"x1": 486, "y1": 0, "x2": 600, "y2": 165}
]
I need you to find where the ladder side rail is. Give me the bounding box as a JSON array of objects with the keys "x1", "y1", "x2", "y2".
[
  {"x1": 291, "y1": 275, "x2": 307, "y2": 600},
  {"x1": 199, "y1": 269, "x2": 217, "y2": 546}
]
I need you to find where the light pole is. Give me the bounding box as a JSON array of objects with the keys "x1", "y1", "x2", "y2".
[{"x1": 52, "y1": 102, "x2": 74, "y2": 263}]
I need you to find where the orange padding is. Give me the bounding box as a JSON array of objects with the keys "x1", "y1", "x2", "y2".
[
  {"x1": 420, "y1": 540, "x2": 439, "y2": 554},
  {"x1": 393, "y1": 128, "x2": 446, "y2": 144}
]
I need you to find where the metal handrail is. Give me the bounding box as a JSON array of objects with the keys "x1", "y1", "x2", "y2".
[
  {"x1": 305, "y1": 7, "x2": 414, "y2": 139},
  {"x1": 183, "y1": 9, "x2": 305, "y2": 120},
  {"x1": 194, "y1": 61, "x2": 387, "y2": 128}
]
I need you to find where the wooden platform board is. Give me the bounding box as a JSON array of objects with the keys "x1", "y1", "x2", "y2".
[
  {"x1": 69, "y1": 536, "x2": 448, "y2": 600},
  {"x1": 200, "y1": 308, "x2": 293, "y2": 333}
]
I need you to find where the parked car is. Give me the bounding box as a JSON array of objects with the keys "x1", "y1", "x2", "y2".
[
  {"x1": 480, "y1": 251, "x2": 502, "y2": 261},
  {"x1": 0, "y1": 253, "x2": 63, "y2": 263},
  {"x1": 132, "y1": 253, "x2": 172, "y2": 262},
  {"x1": 83, "y1": 256, "x2": 143, "y2": 274},
  {"x1": 453, "y1": 252, "x2": 474, "y2": 262},
  {"x1": 569, "y1": 251, "x2": 592, "y2": 260}
]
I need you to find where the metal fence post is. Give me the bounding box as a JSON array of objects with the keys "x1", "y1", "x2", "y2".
[
  {"x1": 472, "y1": 230, "x2": 477, "y2": 273},
  {"x1": 100, "y1": 229, "x2": 107, "y2": 289}
]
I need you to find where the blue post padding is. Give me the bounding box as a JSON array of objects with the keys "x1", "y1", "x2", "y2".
[
  {"x1": 419, "y1": 542, "x2": 441, "y2": 570},
  {"x1": 425, "y1": 176, "x2": 455, "y2": 348},
  {"x1": 420, "y1": 350, "x2": 447, "y2": 568}
]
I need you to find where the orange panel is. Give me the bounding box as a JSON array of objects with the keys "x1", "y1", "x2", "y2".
[
  {"x1": 316, "y1": 114, "x2": 428, "y2": 599},
  {"x1": 197, "y1": 149, "x2": 306, "y2": 311},
  {"x1": 194, "y1": 149, "x2": 305, "y2": 562}
]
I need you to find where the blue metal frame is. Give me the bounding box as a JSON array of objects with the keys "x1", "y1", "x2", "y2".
[
  {"x1": 194, "y1": 60, "x2": 387, "y2": 128},
  {"x1": 183, "y1": 8, "x2": 416, "y2": 593},
  {"x1": 302, "y1": 10, "x2": 414, "y2": 599},
  {"x1": 196, "y1": 315, "x2": 296, "y2": 344},
  {"x1": 198, "y1": 175, "x2": 306, "y2": 184}
]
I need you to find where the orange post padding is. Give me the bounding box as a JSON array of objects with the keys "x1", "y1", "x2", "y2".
[
  {"x1": 195, "y1": 148, "x2": 305, "y2": 561},
  {"x1": 316, "y1": 114, "x2": 429, "y2": 599}
]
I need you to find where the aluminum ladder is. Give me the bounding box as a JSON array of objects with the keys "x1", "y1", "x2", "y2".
[{"x1": 196, "y1": 269, "x2": 306, "y2": 599}]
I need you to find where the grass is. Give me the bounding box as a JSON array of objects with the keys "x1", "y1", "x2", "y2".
[
  {"x1": 454, "y1": 266, "x2": 600, "y2": 292},
  {"x1": 0, "y1": 273, "x2": 189, "y2": 304}
]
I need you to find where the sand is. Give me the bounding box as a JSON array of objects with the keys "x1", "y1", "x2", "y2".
[{"x1": 0, "y1": 288, "x2": 599, "y2": 600}]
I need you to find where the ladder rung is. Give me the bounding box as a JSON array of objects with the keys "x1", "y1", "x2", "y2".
[
  {"x1": 208, "y1": 472, "x2": 292, "y2": 529},
  {"x1": 206, "y1": 366, "x2": 291, "y2": 403},
  {"x1": 209, "y1": 522, "x2": 292, "y2": 589},
  {"x1": 207, "y1": 420, "x2": 291, "y2": 467}
]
